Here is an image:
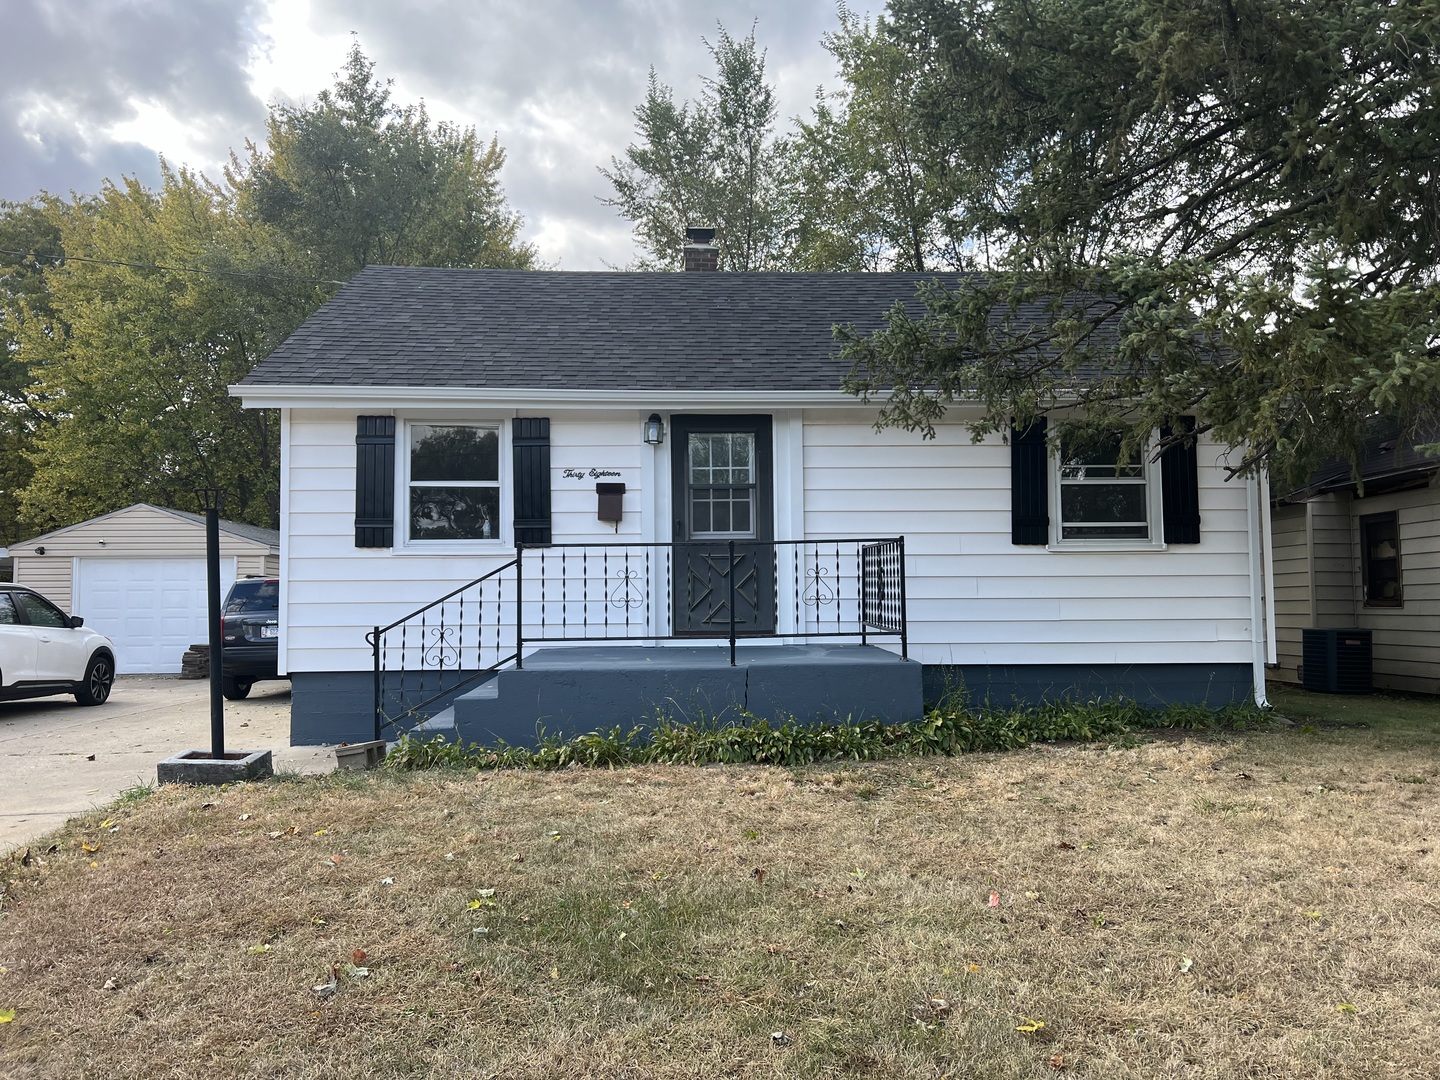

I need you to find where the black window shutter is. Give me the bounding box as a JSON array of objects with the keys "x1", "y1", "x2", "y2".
[
  {"x1": 1161, "y1": 416, "x2": 1201, "y2": 544},
  {"x1": 512, "y1": 417, "x2": 552, "y2": 545},
  {"x1": 355, "y1": 416, "x2": 396, "y2": 547},
  {"x1": 1011, "y1": 417, "x2": 1049, "y2": 545}
]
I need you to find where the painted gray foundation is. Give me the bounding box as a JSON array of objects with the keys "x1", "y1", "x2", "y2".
[
  {"x1": 288, "y1": 659, "x2": 1255, "y2": 746},
  {"x1": 453, "y1": 644, "x2": 924, "y2": 747},
  {"x1": 921, "y1": 663, "x2": 1253, "y2": 710}
]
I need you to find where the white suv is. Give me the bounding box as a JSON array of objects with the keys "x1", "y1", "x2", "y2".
[{"x1": 0, "y1": 585, "x2": 116, "y2": 705}]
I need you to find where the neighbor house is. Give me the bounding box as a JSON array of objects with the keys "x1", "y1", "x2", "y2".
[
  {"x1": 233, "y1": 234, "x2": 1275, "y2": 746},
  {"x1": 7, "y1": 503, "x2": 279, "y2": 675},
  {"x1": 1270, "y1": 424, "x2": 1438, "y2": 694}
]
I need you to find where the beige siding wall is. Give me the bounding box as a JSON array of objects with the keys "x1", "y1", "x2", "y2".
[
  {"x1": 1269, "y1": 503, "x2": 1310, "y2": 684},
  {"x1": 1309, "y1": 494, "x2": 1355, "y2": 628},
  {"x1": 9, "y1": 504, "x2": 274, "y2": 611},
  {"x1": 1353, "y1": 478, "x2": 1440, "y2": 694}
]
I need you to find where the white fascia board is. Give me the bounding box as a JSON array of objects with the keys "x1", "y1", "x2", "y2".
[{"x1": 229, "y1": 384, "x2": 879, "y2": 411}]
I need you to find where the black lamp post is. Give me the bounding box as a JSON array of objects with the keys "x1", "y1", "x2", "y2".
[{"x1": 196, "y1": 487, "x2": 225, "y2": 758}]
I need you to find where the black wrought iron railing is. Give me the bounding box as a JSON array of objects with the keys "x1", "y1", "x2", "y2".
[{"x1": 371, "y1": 536, "x2": 906, "y2": 739}]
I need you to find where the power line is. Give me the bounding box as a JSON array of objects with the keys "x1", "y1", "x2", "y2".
[{"x1": 0, "y1": 247, "x2": 347, "y2": 287}]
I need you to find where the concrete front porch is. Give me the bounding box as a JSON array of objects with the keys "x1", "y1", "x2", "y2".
[{"x1": 431, "y1": 643, "x2": 922, "y2": 747}]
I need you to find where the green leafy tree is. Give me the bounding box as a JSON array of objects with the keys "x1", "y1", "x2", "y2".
[
  {"x1": 237, "y1": 42, "x2": 536, "y2": 277},
  {"x1": 839, "y1": 0, "x2": 1440, "y2": 484},
  {"x1": 792, "y1": 8, "x2": 960, "y2": 272},
  {"x1": 601, "y1": 24, "x2": 794, "y2": 270},
  {"x1": 15, "y1": 170, "x2": 318, "y2": 531}
]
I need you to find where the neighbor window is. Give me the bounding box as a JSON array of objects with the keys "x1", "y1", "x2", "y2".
[
  {"x1": 1053, "y1": 432, "x2": 1159, "y2": 544},
  {"x1": 407, "y1": 423, "x2": 501, "y2": 542},
  {"x1": 1361, "y1": 512, "x2": 1401, "y2": 606}
]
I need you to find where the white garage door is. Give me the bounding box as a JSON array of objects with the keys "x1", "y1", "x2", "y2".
[{"x1": 74, "y1": 558, "x2": 237, "y2": 675}]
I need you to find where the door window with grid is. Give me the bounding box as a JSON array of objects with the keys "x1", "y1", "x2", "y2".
[{"x1": 688, "y1": 432, "x2": 756, "y2": 538}]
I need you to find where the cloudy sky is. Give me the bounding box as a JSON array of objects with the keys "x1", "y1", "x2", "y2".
[{"x1": 1, "y1": 0, "x2": 872, "y2": 270}]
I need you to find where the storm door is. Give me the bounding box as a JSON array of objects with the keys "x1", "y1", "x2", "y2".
[{"x1": 671, "y1": 416, "x2": 775, "y2": 636}]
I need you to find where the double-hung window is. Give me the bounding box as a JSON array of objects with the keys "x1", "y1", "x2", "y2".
[
  {"x1": 407, "y1": 423, "x2": 501, "y2": 542},
  {"x1": 1053, "y1": 432, "x2": 1161, "y2": 545}
]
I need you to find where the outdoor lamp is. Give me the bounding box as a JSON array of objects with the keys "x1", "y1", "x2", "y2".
[{"x1": 643, "y1": 413, "x2": 666, "y2": 446}]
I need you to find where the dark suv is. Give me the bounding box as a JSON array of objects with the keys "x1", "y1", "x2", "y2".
[{"x1": 221, "y1": 577, "x2": 282, "y2": 700}]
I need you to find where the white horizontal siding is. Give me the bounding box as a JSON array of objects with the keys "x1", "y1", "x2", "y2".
[
  {"x1": 804, "y1": 412, "x2": 1255, "y2": 668},
  {"x1": 282, "y1": 408, "x2": 1260, "y2": 675}
]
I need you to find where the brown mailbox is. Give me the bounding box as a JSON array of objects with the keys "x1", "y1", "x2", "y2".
[{"x1": 597, "y1": 482, "x2": 626, "y2": 529}]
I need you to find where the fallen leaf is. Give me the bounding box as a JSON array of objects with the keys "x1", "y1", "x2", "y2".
[
  {"x1": 102, "y1": 978, "x2": 117, "y2": 991},
  {"x1": 80, "y1": 841, "x2": 101, "y2": 854},
  {"x1": 988, "y1": 891, "x2": 1000, "y2": 908},
  {"x1": 312, "y1": 968, "x2": 340, "y2": 999},
  {"x1": 247, "y1": 944, "x2": 272, "y2": 955},
  {"x1": 511, "y1": 854, "x2": 524, "y2": 863},
  {"x1": 967, "y1": 963, "x2": 981, "y2": 972},
  {"x1": 238, "y1": 814, "x2": 251, "y2": 821},
  {"x1": 1336, "y1": 1002, "x2": 1357, "y2": 1014},
  {"x1": 99, "y1": 819, "x2": 115, "y2": 829},
  {"x1": 753, "y1": 867, "x2": 766, "y2": 884},
  {"x1": 348, "y1": 966, "x2": 370, "y2": 979},
  {"x1": 18, "y1": 848, "x2": 30, "y2": 867},
  {"x1": 328, "y1": 854, "x2": 343, "y2": 866},
  {"x1": 550, "y1": 966, "x2": 559, "y2": 979},
  {"x1": 1178, "y1": 955, "x2": 1193, "y2": 973},
  {"x1": 201, "y1": 802, "x2": 216, "y2": 810},
  {"x1": 1016, "y1": 1018, "x2": 1046, "y2": 1033},
  {"x1": 352, "y1": 948, "x2": 367, "y2": 965},
  {"x1": 476, "y1": 888, "x2": 496, "y2": 898},
  {"x1": 0, "y1": 1009, "x2": 13, "y2": 1024},
  {"x1": 314, "y1": 829, "x2": 327, "y2": 836},
  {"x1": 472, "y1": 927, "x2": 490, "y2": 936},
  {"x1": 1304, "y1": 911, "x2": 1323, "y2": 919},
  {"x1": 1056, "y1": 841, "x2": 1076, "y2": 850},
  {"x1": 267, "y1": 831, "x2": 284, "y2": 840},
  {"x1": 1048, "y1": 1053, "x2": 1067, "y2": 1070},
  {"x1": 380, "y1": 877, "x2": 394, "y2": 886},
  {"x1": 770, "y1": 1031, "x2": 791, "y2": 1047}
]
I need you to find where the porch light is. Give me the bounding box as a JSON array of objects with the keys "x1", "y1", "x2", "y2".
[{"x1": 643, "y1": 413, "x2": 666, "y2": 446}]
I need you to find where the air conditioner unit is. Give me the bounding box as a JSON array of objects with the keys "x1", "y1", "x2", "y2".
[{"x1": 1301, "y1": 628, "x2": 1373, "y2": 694}]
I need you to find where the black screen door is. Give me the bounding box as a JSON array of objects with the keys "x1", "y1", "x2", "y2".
[{"x1": 671, "y1": 415, "x2": 775, "y2": 636}]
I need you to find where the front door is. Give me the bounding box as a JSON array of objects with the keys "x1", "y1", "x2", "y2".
[{"x1": 671, "y1": 416, "x2": 775, "y2": 636}]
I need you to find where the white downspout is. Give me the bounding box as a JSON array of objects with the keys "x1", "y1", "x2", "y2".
[{"x1": 1247, "y1": 473, "x2": 1271, "y2": 707}]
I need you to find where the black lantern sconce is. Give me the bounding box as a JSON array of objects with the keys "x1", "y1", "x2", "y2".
[{"x1": 643, "y1": 413, "x2": 666, "y2": 446}]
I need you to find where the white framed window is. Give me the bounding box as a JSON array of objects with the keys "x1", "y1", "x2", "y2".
[
  {"x1": 1051, "y1": 431, "x2": 1163, "y2": 547},
  {"x1": 405, "y1": 422, "x2": 503, "y2": 543}
]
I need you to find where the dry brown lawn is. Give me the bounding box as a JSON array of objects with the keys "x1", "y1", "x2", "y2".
[{"x1": 2, "y1": 689, "x2": 1438, "y2": 1079}]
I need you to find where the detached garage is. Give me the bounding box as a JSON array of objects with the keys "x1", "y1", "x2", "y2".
[{"x1": 7, "y1": 504, "x2": 279, "y2": 675}]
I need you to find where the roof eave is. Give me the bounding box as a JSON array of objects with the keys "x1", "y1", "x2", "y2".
[{"x1": 229, "y1": 384, "x2": 887, "y2": 411}]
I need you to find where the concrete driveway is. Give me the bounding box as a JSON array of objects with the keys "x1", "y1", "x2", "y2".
[{"x1": 0, "y1": 676, "x2": 335, "y2": 854}]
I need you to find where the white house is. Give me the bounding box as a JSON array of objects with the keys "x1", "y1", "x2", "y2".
[{"x1": 234, "y1": 237, "x2": 1275, "y2": 746}]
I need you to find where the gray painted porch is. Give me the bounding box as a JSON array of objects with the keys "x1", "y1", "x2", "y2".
[{"x1": 415, "y1": 643, "x2": 923, "y2": 747}]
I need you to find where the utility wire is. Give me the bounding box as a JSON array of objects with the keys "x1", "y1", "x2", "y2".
[{"x1": 0, "y1": 247, "x2": 346, "y2": 286}]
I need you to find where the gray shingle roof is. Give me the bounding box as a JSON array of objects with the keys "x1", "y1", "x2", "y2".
[
  {"x1": 242, "y1": 266, "x2": 1106, "y2": 392},
  {"x1": 161, "y1": 507, "x2": 280, "y2": 550}
]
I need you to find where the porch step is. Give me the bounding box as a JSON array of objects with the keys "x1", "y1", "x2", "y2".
[
  {"x1": 403, "y1": 706, "x2": 457, "y2": 741},
  {"x1": 452, "y1": 643, "x2": 923, "y2": 748}
]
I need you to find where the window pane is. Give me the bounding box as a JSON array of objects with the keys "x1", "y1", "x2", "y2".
[
  {"x1": 410, "y1": 486, "x2": 500, "y2": 540},
  {"x1": 691, "y1": 494, "x2": 712, "y2": 534},
  {"x1": 16, "y1": 592, "x2": 69, "y2": 628},
  {"x1": 0, "y1": 594, "x2": 16, "y2": 625},
  {"x1": 1060, "y1": 433, "x2": 1142, "y2": 479},
  {"x1": 1062, "y1": 483, "x2": 1148, "y2": 525},
  {"x1": 411, "y1": 425, "x2": 498, "y2": 482}
]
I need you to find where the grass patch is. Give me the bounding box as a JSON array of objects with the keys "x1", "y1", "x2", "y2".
[
  {"x1": 387, "y1": 697, "x2": 1266, "y2": 771},
  {"x1": 1, "y1": 686, "x2": 1437, "y2": 1077}
]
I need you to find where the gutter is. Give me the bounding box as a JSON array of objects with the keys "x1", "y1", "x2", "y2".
[{"x1": 1246, "y1": 473, "x2": 1271, "y2": 708}]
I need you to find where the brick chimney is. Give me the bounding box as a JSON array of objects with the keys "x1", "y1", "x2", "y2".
[{"x1": 683, "y1": 227, "x2": 719, "y2": 272}]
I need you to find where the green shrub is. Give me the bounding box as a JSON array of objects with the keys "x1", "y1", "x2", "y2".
[{"x1": 384, "y1": 696, "x2": 1269, "y2": 772}]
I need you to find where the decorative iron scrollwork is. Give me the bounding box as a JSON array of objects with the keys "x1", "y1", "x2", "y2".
[
  {"x1": 803, "y1": 563, "x2": 834, "y2": 607},
  {"x1": 424, "y1": 624, "x2": 460, "y2": 667},
  {"x1": 609, "y1": 566, "x2": 644, "y2": 610}
]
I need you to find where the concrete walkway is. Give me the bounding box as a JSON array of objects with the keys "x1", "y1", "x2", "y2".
[{"x1": 0, "y1": 676, "x2": 334, "y2": 854}]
